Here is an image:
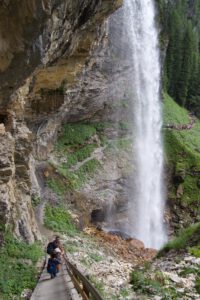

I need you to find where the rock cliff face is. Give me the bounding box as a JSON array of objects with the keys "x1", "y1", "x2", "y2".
[
  {"x1": 40, "y1": 6, "x2": 137, "y2": 238},
  {"x1": 0, "y1": 0, "x2": 123, "y2": 242}
]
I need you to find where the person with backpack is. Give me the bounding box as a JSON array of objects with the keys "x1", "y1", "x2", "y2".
[
  {"x1": 46, "y1": 236, "x2": 64, "y2": 257},
  {"x1": 46, "y1": 236, "x2": 64, "y2": 278},
  {"x1": 47, "y1": 253, "x2": 61, "y2": 279}
]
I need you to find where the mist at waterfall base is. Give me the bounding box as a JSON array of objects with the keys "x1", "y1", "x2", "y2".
[{"x1": 104, "y1": 0, "x2": 167, "y2": 250}]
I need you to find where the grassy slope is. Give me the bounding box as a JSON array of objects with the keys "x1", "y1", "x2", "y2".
[
  {"x1": 0, "y1": 234, "x2": 43, "y2": 299},
  {"x1": 47, "y1": 122, "x2": 132, "y2": 196},
  {"x1": 47, "y1": 123, "x2": 103, "y2": 195},
  {"x1": 163, "y1": 93, "x2": 200, "y2": 206},
  {"x1": 159, "y1": 221, "x2": 200, "y2": 255}
]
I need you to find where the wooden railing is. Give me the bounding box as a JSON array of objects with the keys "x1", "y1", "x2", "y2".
[{"x1": 64, "y1": 255, "x2": 104, "y2": 300}]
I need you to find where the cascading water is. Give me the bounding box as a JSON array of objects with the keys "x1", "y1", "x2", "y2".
[{"x1": 124, "y1": 0, "x2": 166, "y2": 248}]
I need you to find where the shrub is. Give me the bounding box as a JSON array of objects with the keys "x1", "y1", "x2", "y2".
[
  {"x1": 57, "y1": 124, "x2": 96, "y2": 150},
  {"x1": 179, "y1": 267, "x2": 199, "y2": 277},
  {"x1": 158, "y1": 222, "x2": 200, "y2": 256},
  {"x1": 89, "y1": 275, "x2": 107, "y2": 298},
  {"x1": 31, "y1": 196, "x2": 41, "y2": 207},
  {"x1": 0, "y1": 233, "x2": 43, "y2": 298},
  {"x1": 195, "y1": 277, "x2": 200, "y2": 294},
  {"x1": 47, "y1": 178, "x2": 67, "y2": 196},
  {"x1": 59, "y1": 159, "x2": 100, "y2": 190},
  {"x1": 65, "y1": 144, "x2": 97, "y2": 168},
  {"x1": 89, "y1": 253, "x2": 103, "y2": 262},
  {"x1": 130, "y1": 270, "x2": 162, "y2": 294},
  {"x1": 44, "y1": 204, "x2": 77, "y2": 236},
  {"x1": 189, "y1": 245, "x2": 200, "y2": 258},
  {"x1": 130, "y1": 269, "x2": 181, "y2": 298}
]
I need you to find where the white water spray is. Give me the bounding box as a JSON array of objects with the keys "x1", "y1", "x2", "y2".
[{"x1": 124, "y1": 0, "x2": 166, "y2": 248}]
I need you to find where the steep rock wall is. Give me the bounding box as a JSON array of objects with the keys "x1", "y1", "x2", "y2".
[{"x1": 0, "y1": 0, "x2": 123, "y2": 242}]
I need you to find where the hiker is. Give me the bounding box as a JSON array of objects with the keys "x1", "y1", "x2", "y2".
[
  {"x1": 47, "y1": 236, "x2": 64, "y2": 257},
  {"x1": 52, "y1": 236, "x2": 64, "y2": 255},
  {"x1": 54, "y1": 247, "x2": 62, "y2": 272},
  {"x1": 47, "y1": 253, "x2": 61, "y2": 279}
]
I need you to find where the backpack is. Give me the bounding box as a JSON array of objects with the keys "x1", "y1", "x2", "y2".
[
  {"x1": 47, "y1": 242, "x2": 54, "y2": 255},
  {"x1": 47, "y1": 258, "x2": 56, "y2": 274}
]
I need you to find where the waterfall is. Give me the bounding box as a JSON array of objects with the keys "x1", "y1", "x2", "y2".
[{"x1": 124, "y1": 0, "x2": 166, "y2": 248}]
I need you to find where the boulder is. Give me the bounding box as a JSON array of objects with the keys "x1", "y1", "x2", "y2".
[{"x1": 128, "y1": 238, "x2": 145, "y2": 250}]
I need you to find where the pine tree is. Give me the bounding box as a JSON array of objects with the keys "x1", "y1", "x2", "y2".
[
  {"x1": 166, "y1": 9, "x2": 183, "y2": 98},
  {"x1": 176, "y1": 22, "x2": 195, "y2": 106},
  {"x1": 163, "y1": 0, "x2": 200, "y2": 111}
]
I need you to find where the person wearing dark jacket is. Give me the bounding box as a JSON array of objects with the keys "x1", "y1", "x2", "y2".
[
  {"x1": 47, "y1": 253, "x2": 61, "y2": 278},
  {"x1": 47, "y1": 236, "x2": 64, "y2": 257}
]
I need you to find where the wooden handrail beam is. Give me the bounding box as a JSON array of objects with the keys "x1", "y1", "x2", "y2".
[{"x1": 64, "y1": 255, "x2": 104, "y2": 300}]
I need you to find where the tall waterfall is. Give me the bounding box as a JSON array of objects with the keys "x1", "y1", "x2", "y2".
[{"x1": 124, "y1": 0, "x2": 166, "y2": 248}]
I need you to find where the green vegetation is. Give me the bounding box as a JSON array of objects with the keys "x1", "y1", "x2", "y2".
[
  {"x1": 158, "y1": 0, "x2": 200, "y2": 114},
  {"x1": 195, "y1": 277, "x2": 200, "y2": 294},
  {"x1": 163, "y1": 93, "x2": 189, "y2": 124},
  {"x1": 89, "y1": 275, "x2": 108, "y2": 299},
  {"x1": 163, "y1": 94, "x2": 200, "y2": 205},
  {"x1": 47, "y1": 177, "x2": 67, "y2": 196},
  {"x1": 64, "y1": 241, "x2": 80, "y2": 254},
  {"x1": 130, "y1": 269, "x2": 181, "y2": 299},
  {"x1": 31, "y1": 196, "x2": 41, "y2": 207},
  {"x1": 158, "y1": 222, "x2": 200, "y2": 255},
  {"x1": 117, "y1": 288, "x2": 130, "y2": 299},
  {"x1": 44, "y1": 204, "x2": 77, "y2": 236},
  {"x1": 47, "y1": 122, "x2": 132, "y2": 195},
  {"x1": 118, "y1": 121, "x2": 130, "y2": 130},
  {"x1": 0, "y1": 233, "x2": 43, "y2": 299},
  {"x1": 179, "y1": 266, "x2": 200, "y2": 277},
  {"x1": 56, "y1": 124, "x2": 96, "y2": 150},
  {"x1": 189, "y1": 245, "x2": 200, "y2": 258},
  {"x1": 131, "y1": 270, "x2": 162, "y2": 294},
  {"x1": 89, "y1": 253, "x2": 103, "y2": 262},
  {"x1": 47, "y1": 123, "x2": 103, "y2": 194},
  {"x1": 64, "y1": 144, "x2": 97, "y2": 168},
  {"x1": 58, "y1": 158, "x2": 101, "y2": 190},
  {"x1": 108, "y1": 137, "x2": 133, "y2": 152},
  {"x1": 157, "y1": 0, "x2": 200, "y2": 116},
  {"x1": 76, "y1": 249, "x2": 103, "y2": 267}
]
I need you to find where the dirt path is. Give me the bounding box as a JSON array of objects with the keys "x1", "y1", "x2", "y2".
[
  {"x1": 35, "y1": 197, "x2": 53, "y2": 241},
  {"x1": 164, "y1": 112, "x2": 196, "y2": 131},
  {"x1": 70, "y1": 146, "x2": 106, "y2": 172},
  {"x1": 34, "y1": 162, "x2": 55, "y2": 242}
]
